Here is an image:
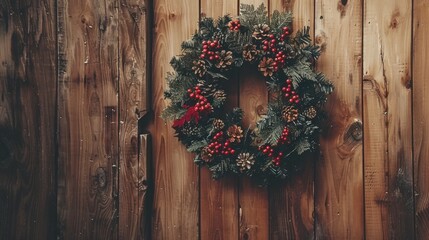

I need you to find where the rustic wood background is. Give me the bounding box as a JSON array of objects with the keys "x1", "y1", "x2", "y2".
[{"x1": 0, "y1": 0, "x2": 428, "y2": 239}]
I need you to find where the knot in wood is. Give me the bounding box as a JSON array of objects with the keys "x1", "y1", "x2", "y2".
[
  {"x1": 349, "y1": 120, "x2": 362, "y2": 141},
  {"x1": 95, "y1": 167, "x2": 107, "y2": 189}
]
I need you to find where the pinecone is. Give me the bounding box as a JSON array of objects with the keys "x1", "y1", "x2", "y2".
[
  {"x1": 181, "y1": 124, "x2": 200, "y2": 136},
  {"x1": 236, "y1": 152, "x2": 255, "y2": 171},
  {"x1": 304, "y1": 106, "x2": 317, "y2": 119},
  {"x1": 213, "y1": 90, "x2": 226, "y2": 102},
  {"x1": 215, "y1": 50, "x2": 234, "y2": 69},
  {"x1": 192, "y1": 60, "x2": 207, "y2": 77},
  {"x1": 197, "y1": 80, "x2": 217, "y2": 98},
  {"x1": 252, "y1": 24, "x2": 270, "y2": 40},
  {"x1": 213, "y1": 119, "x2": 225, "y2": 130},
  {"x1": 227, "y1": 124, "x2": 243, "y2": 143},
  {"x1": 282, "y1": 106, "x2": 299, "y2": 122},
  {"x1": 200, "y1": 147, "x2": 213, "y2": 162},
  {"x1": 242, "y1": 44, "x2": 259, "y2": 62},
  {"x1": 258, "y1": 57, "x2": 275, "y2": 77},
  {"x1": 212, "y1": 32, "x2": 226, "y2": 43}
]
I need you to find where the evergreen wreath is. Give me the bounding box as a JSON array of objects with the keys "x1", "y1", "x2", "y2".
[{"x1": 162, "y1": 4, "x2": 333, "y2": 182}]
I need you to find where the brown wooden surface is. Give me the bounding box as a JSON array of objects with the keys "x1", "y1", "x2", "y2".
[
  {"x1": 414, "y1": 0, "x2": 429, "y2": 238},
  {"x1": 315, "y1": 0, "x2": 364, "y2": 238},
  {"x1": 0, "y1": 0, "x2": 57, "y2": 239},
  {"x1": 363, "y1": 0, "x2": 414, "y2": 239},
  {"x1": 268, "y1": 1, "x2": 316, "y2": 239},
  {"x1": 118, "y1": 0, "x2": 150, "y2": 239},
  {"x1": 57, "y1": 0, "x2": 119, "y2": 239},
  {"x1": 199, "y1": 2, "x2": 240, "y2": 240},
  {"x1": 2, "y1": 0, "x2": 428, "y2": 239},
  {"x1": 149, "y1": 0, "x2": 199, "y2": 239}
]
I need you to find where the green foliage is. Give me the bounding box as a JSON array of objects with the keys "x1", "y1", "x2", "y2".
[
  {"x1": 270, "y1": 10, "x2": 293, "y2": 32},
  {"x1": 161, "y1": 104, "x2": 187, "y2": 120},
  {"x1": 239, "y1": 4, "x2": 268, "y2": 28}
]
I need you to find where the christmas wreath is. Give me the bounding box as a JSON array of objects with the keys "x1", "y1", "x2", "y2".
[{"x1": 162, "y1": 4, "x2": 333, "y2": 182}]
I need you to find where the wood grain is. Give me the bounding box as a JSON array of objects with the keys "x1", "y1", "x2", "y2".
[
  {"x1": 314, "y1": 0, "x2": 364, "y2": 238},
  {"x1": 414, "y1": 0, "x2": 429, "y2": 238},
  {"x1": 57, "y1": 0, "x2": 119, "y2": 238},
  {"x1": 199, "y1": 1, "x2": 240, "y2": 240},
  {"x1": 149, "y1": 0, "x2": 199, "y2": 239},
  {"x1": 268, "y1": 1, "x2": 315, "y2": 239},
  {"x1": 118, "y1": 0, "x2": 150, "y2": 239},
  {"x1": 363, "y1": 0, "x2": 414, "y2": 239},
  {"x1": 0, "y1": 0, "x2": 57, "y2": 239}
]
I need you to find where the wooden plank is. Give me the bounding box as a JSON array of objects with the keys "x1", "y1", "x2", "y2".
[
  {"x1": 57, "y1": 0, "x2": 119, "y2": 238},
  {"x1": 199, "y1": 1, "x2": 240, "y2": 240},
  {"x1": 237, "y1": 0, "x2": 269, "y2": 238},
  {"x1": 414, "y1": 0, "x2": 429, "y2": 238},
  {"x1": 268, "y1": 1, "x2": 315, "y2": 239},
  {"x1": 149, "y1": 0, "x2": 199, "y2": 239},
  {"x1": 118, "y1": 0, "x2": 150, "y2": 239},
  {"x1": 314, "y1": 0, "x2": 364, "y2": 238},
  {"x1": 363, "y1": 0, "x2": 414, "y2": 239},
  {"x1": 0, "y1": 1, "x2": 57, "y2": 239}
]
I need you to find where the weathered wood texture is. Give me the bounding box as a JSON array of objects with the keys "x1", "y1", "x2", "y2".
[
  {"x1": 57, "y1": 0, "x2": 120, "y2": 239},
  {"x1": 414, "y1": 0, "x2": 429, "y2": 239},
  {"x1": 269, "y1": 1, "x2": 315, "y2": 239},
  {"x1": 149, "y1": 0, "x2": 199, "y2": 239},
  {"x1": 315, "y1": 0, "x2": 364, "y2": 239},
  {"x1": 2, "y1": 0, "x2": 428, "y2": 239},
  {"x1": 0, "y1": 0, "x2": 57, "y2": 239},
  {"x1": 118, "y1": 0, "x2": 150, "y2": 239},
  {"x1": 363, "y1": 0, "x2": 414, "y2": 239}
]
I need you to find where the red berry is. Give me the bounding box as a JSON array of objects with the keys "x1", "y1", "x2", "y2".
[
  {"x1": 269, "y1": 34, "x2": 274, "y2": 39},
  {"x1": 200, "y1": 54, "x2": 205, "y2": 58}
]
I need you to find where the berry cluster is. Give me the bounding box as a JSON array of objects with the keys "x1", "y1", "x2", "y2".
[
  {"x1": 259, "y1": 145, "x2": 284, "y2": 166},
  {"x1": 279, "y1": 26, "x2": 290, "y2": 41},
  {"x1": 200, "y1": 40, "x2": 221, "y2": 61},
  {"x1": 187, "y1": 86, "x2": 212, "y2": 112},
  {"x1": 261, "y1": 35, "x2": 287, "y2": 72},
  {"x1": 207, "y1": 132, "x2": 236, "y2": 156},
  {"x1": 282, "y1": 79, "x2": 300, "y2": 104},
  {"x1": 277, "y1": 127, "x2": 290, "y2": 145},
  {"x1": 228, "y1": 19, "x2": 241, "y2": 31}
]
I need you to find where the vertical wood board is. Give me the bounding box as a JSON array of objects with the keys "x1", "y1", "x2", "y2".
[
  {"x1": 118, "y1": 0, "x2": 150, "y2": 239},
  {"x1": 0, "y1": 0, "x2": 57, "y2": 239},
  {"x1": 315, "y1": 0, "x2": 364, "y2": 238},
  {"x1": 149, "y1": 0, "x2": 199, "y2": 239},
  {"x1": 199, "y1": 1, "x2": 240, "y2": 240},
  {"x1": 363, "y1": 0, "x2": 414, "y2": 239},
  {"x1": 414, "y1": 0, "x2": 429, "y2": 238},
  {"x1": 268, "y1": 1, "x2": 315, "y2": 239},
  {"x1": 57, "y1": 0, "x2": 120, "y2": 238}
]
